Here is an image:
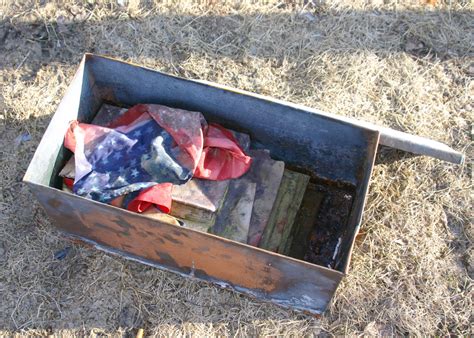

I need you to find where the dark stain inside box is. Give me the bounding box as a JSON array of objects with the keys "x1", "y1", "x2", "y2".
[
  {"x1": 281, "y1": 167, "x2": 356, "y2": 270},
  {"x1": 304, "y1": 183, "x2": 354, "y2": 268}
]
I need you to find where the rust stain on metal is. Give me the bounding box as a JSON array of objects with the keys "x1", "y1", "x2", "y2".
[
  {"x1": 28, "y1": 183, "x2": 342, "y2": 313},
  {"x1": 22, "y1": 54, "x2": 384, "y2": 315},
  {"x1": 73, "y1": 204, "x2": 284, "y2": 292}
]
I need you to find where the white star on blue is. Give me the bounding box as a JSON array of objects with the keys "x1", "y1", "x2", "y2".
[{"x1": 73, "y1": 119, "x2": 193, "y2": 204}]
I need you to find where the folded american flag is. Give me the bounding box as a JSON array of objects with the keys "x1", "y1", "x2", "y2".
[{"x1": 64, "y1": 104, "x2": 252, "y2": 213}]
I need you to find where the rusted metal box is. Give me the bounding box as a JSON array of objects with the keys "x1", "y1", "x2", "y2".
[{"x1": 24, "y1": 54, "x2": 380, "y2": 315}]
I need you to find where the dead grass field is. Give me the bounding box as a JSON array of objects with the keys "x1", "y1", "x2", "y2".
[{"x1": 0, "y1": 0, "x2": 472, "y2": 336}]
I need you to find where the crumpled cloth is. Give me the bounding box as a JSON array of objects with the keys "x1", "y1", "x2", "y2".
[{"x1": 64, "y1": 104, "x2": 252, "y2": 213}]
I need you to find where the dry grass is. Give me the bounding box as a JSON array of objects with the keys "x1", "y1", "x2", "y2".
[{"x1": 0, "y1": 0, "x2": 473, "y2": 336}]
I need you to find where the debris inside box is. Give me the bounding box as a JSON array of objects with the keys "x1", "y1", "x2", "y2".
[{"x1": 59, "y1": 103, "x2": 354, "y2": 269}]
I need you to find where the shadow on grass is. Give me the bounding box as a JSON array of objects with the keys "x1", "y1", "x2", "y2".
[{"x1": 0, "y1": 8, "x2": 472, "y2": 74}]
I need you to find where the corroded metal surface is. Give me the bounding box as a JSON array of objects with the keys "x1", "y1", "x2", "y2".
[
  {"x1": 24, "y1": 54, "x2": 382, "y2": 314},
  {"x1": 28, "y1": 183, "x2": 343, "y2": 314}
]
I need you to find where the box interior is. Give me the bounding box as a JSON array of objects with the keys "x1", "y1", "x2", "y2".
[{"x1": 29, "y1": 55, "x2": 379, "y2": 274}]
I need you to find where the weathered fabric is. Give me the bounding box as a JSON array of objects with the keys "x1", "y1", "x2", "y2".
[{"x1": 64, "y1": 104, "x2": 252, "y2": 213}]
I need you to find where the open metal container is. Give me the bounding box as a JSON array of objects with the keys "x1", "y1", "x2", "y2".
[{"x1": 24, "y1": 54, "x2": 455, "y2": 315}]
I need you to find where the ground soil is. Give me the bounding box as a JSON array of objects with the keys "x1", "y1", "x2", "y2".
[{"x1": 0, "y1": 1, "x2": 472, "y2": 336}]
